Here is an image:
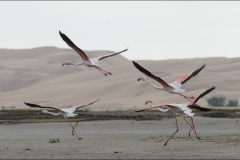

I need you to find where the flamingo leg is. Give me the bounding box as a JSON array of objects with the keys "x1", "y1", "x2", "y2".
[
  {"x1": 93, "y1": 66, "x2": 108, "y2": 76},
  {"x1": 96, "y1": 66, "x2": 112, "y2": 75},
  {"x1": 183, "y1": 113, "x2": 198, "y2": 138},
  {"x1": 183, "y1": 116, "x2": 194, "y2": 137},
  {"x1": 72, "y1": 119, "x2": 79, "y2": 136},
  {"x1": 67, "y1": 119, "x2": 82, "y2": 140},
  {"x1": 188, "y1": 116, "x2": 200, "y2": 140},
  {"x1": 177, "y1": 93, "x2": 192, "y2": 102},
  {"x1": 164, "y1": 116, "x2": 179, "y2": 146}
]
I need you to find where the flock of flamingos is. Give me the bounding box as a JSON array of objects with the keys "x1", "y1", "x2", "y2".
[{"x1": 23, "y1": 30, "x2": 215, "y2": 146}]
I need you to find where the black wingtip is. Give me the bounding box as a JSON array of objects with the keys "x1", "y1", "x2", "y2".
[
  {"x1": 208, "y1": 86, "x2": 216, "y2": 92},
  {"x1": 132, "y1": 61, "x2": 142, "y2": 71},
  {"x1": 132, "y1": 61, "x2": 139, "y2": 67},
  {"x1": 199, "y1": 107, "x2": 212, "y2": 112},
  {"x1": 200, "y1": 108, "x2": 212, "y2": 111},
  {"x1": 134, "y1": 110, "x2": 141, "y2": 112},
  {"x1": 192, "y1": 86, "x2": 216, "y2": 104},
  {"x1": 95, "y1": 98, "x2": 100, "y2": 102},
  {"x1": 190, "y1": 104, "x2": 211, "y2": 111},
  {"x1": 134, "y1": 110, "x2": 144, "y2": 112},
  {"x1": 24, "y1": 102, "x2": 41, "y2": 108}
]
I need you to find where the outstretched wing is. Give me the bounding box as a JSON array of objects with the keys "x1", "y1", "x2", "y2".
[
  {"x1": 24, "y1": 102, "x2": 64, "y2": 112},
  {"x1": 95, "y1": 48, "x2": 128, "y2": 61},
  {"x1": 132, "y1": 61, "x2": 172, "y2": 88},
  {"x1": 59, "y1": 31, "x2": 89, "y2": 61},
  {"x1": 189, "y1": 86, "x2": 216, "y2": 104},
  {"x1": 174, "y1": 63, "x2": 206, "y2": 84},
  {"x1": 71, "y1": 98, "x2": 100, "y2": 111}
]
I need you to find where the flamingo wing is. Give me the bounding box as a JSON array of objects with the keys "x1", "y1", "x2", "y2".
[
  {"x1": 59, "y1": 31, "x2": 89, "y2": 61},
  {"x1": 190, "y1": 86, "x2": 216, "y2": 104},
  {"x1": 188, "y1": 104, "x2": 211, "y2": 111},
  {"x1": 174, "y1": 63, "x2": 206, "y2": 84},
  {"x1": 132, "y1": 61, "x2": 172, "y2": 88},
  {"x1": 24, "y1": 102, "x2": 64, "y2": 112},
  {"x1": 71, "y1": 98, "x2": 100, "y2": 110},
  {"x1": 95, "y1": 48, "x2": 128, "y2": 61}
]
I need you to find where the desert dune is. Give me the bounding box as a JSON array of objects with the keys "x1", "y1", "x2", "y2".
[{"x1": 0, "y1": 47, "x2": 239, "y2": 111}]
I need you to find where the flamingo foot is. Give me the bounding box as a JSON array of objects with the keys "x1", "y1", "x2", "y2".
[
  {"x1": 104, "y1": 73, "x2": 107, "y2": 76},
  {"x1": 108, "y1": 72, "x2": 112, "y2": 75},
  {"x1": 79, "y1": 138, "x2": 82, "y2": 140},
  {"x1": 197, "y1": 136, "x2": 201, "y2": 140},
  {"x1": 72, "y1": 131, "x2": 74, "y2": 136},
  {"x1": 189, "y1": 133, "x2": 191, "y2": 137},
  {"x1": 163, "y1": 142, "x2": 168, "y2": 146}
]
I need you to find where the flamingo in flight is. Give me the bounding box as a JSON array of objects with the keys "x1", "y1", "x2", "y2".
[
  {"x1": 132, "y1": 61, "x2": 206, "y2": 100},
  {"x1": 135, "y1": 86, "x2": 215, "y2": 146},
  {"x1": 24, "y1": 98, "x2": 100, "y2": 140},
  {"x1": 59, "y1": 31, "x2": 128, "y2": 76}
]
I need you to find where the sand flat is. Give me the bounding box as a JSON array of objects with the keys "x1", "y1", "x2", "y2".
[{"x1": 0, "y1": 117, "x2": 240, "y2": 159}]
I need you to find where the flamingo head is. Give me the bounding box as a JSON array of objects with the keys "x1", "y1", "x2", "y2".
[
  {"x1": 62, "y1": 61, "x2": 70, "y2": 66},
  {"x1": 145, "y1": 99, "x2": 154, "y2": 105},
  {"x1": 138, "y1": 77, "x2": 145, "y2": 81}
]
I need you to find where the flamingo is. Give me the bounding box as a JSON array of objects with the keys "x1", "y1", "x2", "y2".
[
  {"x1": 59, "y1": 31, "x2": 128, "y2": 76},
  {"x1": 135, "y1": 86, "x2": 215, "y2": 146},
  {"x1": 132, "y1": 61, "x2": 206, "y2": 100},
  {"x1": 24, "y1": 98, "x2": 100, "y2": 140}
]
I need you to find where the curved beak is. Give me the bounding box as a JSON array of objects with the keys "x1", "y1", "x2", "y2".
[
  {"x1": 145, "y1": 100, "x2": 150, "y2": 105},
  {"x1": 62, "y1": 62, "x2": 66, "y2": 66}
]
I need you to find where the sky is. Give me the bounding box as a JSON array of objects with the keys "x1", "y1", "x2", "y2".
[{"x1": 1, "y1": 1, "x2": 240, "y2": 60}]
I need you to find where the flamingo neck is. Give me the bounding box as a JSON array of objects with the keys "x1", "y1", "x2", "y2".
[
  {"x1": 151, "y1": 101, "x2": 169, "y2": 112},
  {"x1": 44, "y1": 111, "x2": 61, "y2": 116},
  {"x1": 150, "y1": 100, "x2": 157, "y2": 105},
  {"x1": 142, "y1": 78, "x2": 163, "y2": 90},
  {"x1": 69, "y1": 62, "x2": 83, "y2": 66},
  {"x1": 158, "y1": 107, "x2": 169, "y2": 112}
]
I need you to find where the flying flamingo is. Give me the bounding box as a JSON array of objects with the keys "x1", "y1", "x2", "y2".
[
  {"x1": 59, "y1": 31, "x2": 128, "y2": 76},
  {"x1": 24, "y1": 98, "x2": 100, "y2": 140},
  {"x1": 132, "y1": 61, "x2": 206, "y2": 100},
  {"x1": 135, "y1": 86, "x2": 215, "y2": 146}
]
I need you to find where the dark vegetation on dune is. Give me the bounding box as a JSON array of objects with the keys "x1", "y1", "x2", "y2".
[{"x1": 0, "y1": 108, "x2": 240, "y2": 124}]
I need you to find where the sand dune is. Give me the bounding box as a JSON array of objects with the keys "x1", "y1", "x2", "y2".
[{"x1": 0, "y1": 46, "x2": 239, "y2": 110}]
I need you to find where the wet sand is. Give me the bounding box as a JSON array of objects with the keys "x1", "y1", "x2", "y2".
[{"x1": 1, "y1": 117, "x2": 240, "y2": 159}]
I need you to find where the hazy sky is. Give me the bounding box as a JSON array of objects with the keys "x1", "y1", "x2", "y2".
[{"x1": 1, "y1": 1, "x2": 240, "y2": 60}]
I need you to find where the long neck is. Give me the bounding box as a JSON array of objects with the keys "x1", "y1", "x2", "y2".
[
  {"x1": 143, "y1": 78, "x2": 163, "y2": 90},
  {"x1": 150, "y1": 100, "x2": 157, "y2": 105},
  {"x1": 149, "y1": 100, "x2": 168, "y2": 112},
  {"x1": 156, "y1": 102, "x2": 169, "y2": 112},
  {"x1": 44, "y1": 111, "x2": 61, "y2": 116},
  {"x1": 68, "y1": 62, "x2": 83, "y2": 66},
  {"x1": 158, "y1": 107, "x2": 169, "y2": 112}
]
